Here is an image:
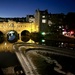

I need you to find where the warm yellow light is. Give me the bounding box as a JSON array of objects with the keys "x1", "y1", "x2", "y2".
[{"x1": 0, "y1": 20, "x2": 39, "y2": 51}]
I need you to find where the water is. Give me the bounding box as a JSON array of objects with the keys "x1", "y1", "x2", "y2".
[
  {"x1": 0, "y1": 51, "x2": 20, "y2": 68},
  {"x1": 27, "y1": 51, "x2": 75, "y2": 75}
]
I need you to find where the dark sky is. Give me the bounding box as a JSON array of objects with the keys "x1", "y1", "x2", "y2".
[{"x1": 0, "y1": 0, "x2": 75, "y2": 17}]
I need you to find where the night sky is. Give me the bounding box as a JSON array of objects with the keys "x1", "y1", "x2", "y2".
[{"x1": 0, "y1": 0, "x2": 75, "y2": 17}]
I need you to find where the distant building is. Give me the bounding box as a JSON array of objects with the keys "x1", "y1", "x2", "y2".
[
  {"x1": 34, "y1": 9, "x2": 65, "y2": 33},
  {"x1": 35, "y1": 9, "x2": 50, "y2": 32},
  {"x1": 26, "y1": 15, "x2": 35, "y2": 22},
  {"x1": 0, "y1": 9, "x2": 74, "y2": 45},
  {"x1": 0, "y1": 17, "x2": 26, "y2": 22}
]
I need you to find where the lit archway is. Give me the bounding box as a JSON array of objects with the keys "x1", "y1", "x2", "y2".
[{"x1": 7, "y1": 30, "x2": 19, "y2": 43}]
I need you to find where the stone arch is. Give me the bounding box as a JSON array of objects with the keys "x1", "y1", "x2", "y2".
[
  {"x1": 0, "y1": 31, "x2": 4, "y2": 43},
  {"x1": 21, "y1": 30, "x2": 30, "y2": 42},
  {"x1": 7, "y1": 30, "x2": 19, "y2": 43}
]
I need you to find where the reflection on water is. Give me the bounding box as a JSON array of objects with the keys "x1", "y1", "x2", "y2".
[
  {"x1": 45, "y1": 40, "x2": 75, "y2": 50},
  {"x1": 0, "y1": 42, "x2": 13, "y2": 52}
]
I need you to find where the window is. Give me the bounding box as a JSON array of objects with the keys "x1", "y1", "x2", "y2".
[
  {"x1": 59, "y1": 26, "x2": 62, "y2": 29},
  {"x1": 42, "y1": 15, "x2": 45, "y2": 18},
  {"x1": 42, "y1": 19, "x2": 46, "y2": 23}
]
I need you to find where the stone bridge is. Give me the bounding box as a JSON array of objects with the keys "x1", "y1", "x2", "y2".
[{"x1": 0, "y1": 21, "x2": 38, "y2": 51}]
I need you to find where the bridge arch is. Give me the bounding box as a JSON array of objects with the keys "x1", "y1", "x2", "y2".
[
  {"x1": 0, "y1": 31, "x2": 4, "y2": 43},
  {"x1": 7, "y1": 30, "x2": 19, "y2": 43},
  {"x1": 21, "y1": 30, "x2": 30, "y2": 42}
]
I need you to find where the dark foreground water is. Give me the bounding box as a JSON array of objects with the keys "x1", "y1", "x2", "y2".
[
  {"x1": 27, "y1": 51, "x2": 75, "y2": 75},
  {"x1": 0, "y1": 50, "x2": 75, "y2": 75},
  {"x1": 0, "y1": 51, "x2": 20, "y2": 75}
]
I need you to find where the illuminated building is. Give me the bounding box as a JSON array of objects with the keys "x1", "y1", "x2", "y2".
[
  {"x1": 0, "y1": 18, "x2": 38, "y2": 51},
  {"x1": 0, "y1": 9, "x2": 65, "y2": 44},
  {"x1": 0, "y1": 9, "x2": 67, "y2": 51}
]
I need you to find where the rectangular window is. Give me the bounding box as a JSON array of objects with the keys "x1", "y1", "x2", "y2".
[
  {"x1": 42, "y1": 19, "x2": 46, "y2": 23},
  {"x1": 42, "y1": 15, "x2": 45, "y2": 18}
]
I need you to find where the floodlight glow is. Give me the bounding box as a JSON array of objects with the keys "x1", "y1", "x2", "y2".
[
  {"x1": 42, "y1": 39, "x2": 45, "y2": 42},
  {"x1": 41, "y1": 32, "x2": 46, "y2": 35}
]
